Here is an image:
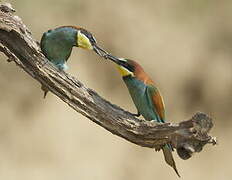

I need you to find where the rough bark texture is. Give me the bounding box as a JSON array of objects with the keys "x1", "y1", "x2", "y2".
[{"x1": 0, "y1": 3, "x2": 216, "y2": 160}]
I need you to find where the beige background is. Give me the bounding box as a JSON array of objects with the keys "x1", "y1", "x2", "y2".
[{"x1": 0, "y1": 0, "x2": 231, "y2": 179}]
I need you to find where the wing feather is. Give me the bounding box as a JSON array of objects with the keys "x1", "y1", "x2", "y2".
[{"x1": 145, "y1": 85, "x2": 165, "y2": 123}]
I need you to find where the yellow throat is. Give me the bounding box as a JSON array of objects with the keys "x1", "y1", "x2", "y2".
[
  {"x1": 117, "y1": 65, "x2": 134, "y2": 77},
  {"x1": 77, "y1": 31, "x2": 93, "y2": 50}
]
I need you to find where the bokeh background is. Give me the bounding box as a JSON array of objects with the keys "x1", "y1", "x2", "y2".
[{"x1": 0, "y1": 0, "x2": 231, "y2": 179}]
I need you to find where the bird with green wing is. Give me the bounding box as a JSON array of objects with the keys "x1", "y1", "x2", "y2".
[
  {"x1": 106, "y1": 55, "x2": 180, "y2": 177},
  {"x1": 40, "y1": 26, "x2": 108, "y2": 97}
]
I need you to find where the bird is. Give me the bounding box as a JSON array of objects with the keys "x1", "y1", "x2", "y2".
[
  {"x1": 40, "y1": 26, "x2": 108, "y2": 97},
  {"x1": 106, "y1": 55, "x2": 180, "y2": 177}
]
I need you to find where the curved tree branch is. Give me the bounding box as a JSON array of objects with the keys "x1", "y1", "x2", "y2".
[{"x1": 0, "y1": 3, "x2": 216, "y2": 160}]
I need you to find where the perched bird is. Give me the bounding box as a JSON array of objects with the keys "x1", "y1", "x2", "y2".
[
  {"x1": 40, "y1": 26, "x2": 107, "y2": 97},
  {"x1": 107, "y1": 56, "x2": 180, "y2": 177}
]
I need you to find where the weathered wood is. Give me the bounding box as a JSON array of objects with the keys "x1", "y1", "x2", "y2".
[{"x1": 0, "y1": 3, "x2": 216, "y2": 160}]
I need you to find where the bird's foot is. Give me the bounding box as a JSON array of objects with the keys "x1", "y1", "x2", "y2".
[{"x1": 129, "y1": 112, "x2": 141, "y2": 117}]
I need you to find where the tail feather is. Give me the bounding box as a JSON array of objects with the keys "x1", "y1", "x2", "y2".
[{"x1": 162, "y1": 144, "x2": 180, "y2": 177}]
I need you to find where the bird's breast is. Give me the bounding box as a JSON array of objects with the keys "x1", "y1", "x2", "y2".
[{"x1": 123, "y1": 77, "x2": 157, "y2": 121}]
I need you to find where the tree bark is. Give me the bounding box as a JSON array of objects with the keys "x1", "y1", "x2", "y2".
[{"x1": 0, "y1": 3, "x2": 216, "y2": 160}]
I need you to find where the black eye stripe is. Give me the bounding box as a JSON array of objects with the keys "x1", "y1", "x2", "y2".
[
  {"x1": 127, "y1": 64, "x2": 134, "y2": 72},
  {"x1": 120, "y1": 61, "x2": 134, "y2": 72},
  {"x1": 80, "y1": 30, "x2": 96, "y2": 43}
]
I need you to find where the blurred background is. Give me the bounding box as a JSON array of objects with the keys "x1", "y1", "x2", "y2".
[{"x1": 0, "y1": 0, "x2": 231, "y2": 179}]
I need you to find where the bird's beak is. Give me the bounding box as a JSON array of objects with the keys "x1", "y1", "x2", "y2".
[
  {"x1": 92, "y1": 44, "x2": 123, "y2": 66},
  {"x1": 106, "y1": 54, "x2": 123, "y2": 65},
  {"x1": 93, "y1": 44, "x2": 109, "y2": 59}
]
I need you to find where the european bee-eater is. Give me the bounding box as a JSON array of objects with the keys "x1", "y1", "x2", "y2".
[
  {"x1": 107, "y1": 56, "x2": 180, "y2": 177},
  {"x1": 40, "y1": 26, "x2": 107, "y2": 97}
]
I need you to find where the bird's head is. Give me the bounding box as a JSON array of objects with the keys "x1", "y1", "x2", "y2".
[
  {"x1": 76, "y1": 28, "x2": 107, "y2": 57},
  {"x1": 116, "y1": 58, "x2": 136, "y2": 77},
  {"x1": 106, "y1": 55, "x2": 136, "y2": 77}
]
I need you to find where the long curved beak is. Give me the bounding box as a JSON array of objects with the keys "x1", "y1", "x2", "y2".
[
  {"x1": 93, "y1": 45, "x2": 109, "y2": 59},
  {"x1": 92, "y1": 44, "x2": 123, "y2": 65},
  {"x1": 105, "y1": 54, "x2": 121, "y2": 64}
]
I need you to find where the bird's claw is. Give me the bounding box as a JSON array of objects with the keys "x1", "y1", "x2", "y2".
[{"x1": 129, "y1": 112, "x2": 141, "y2": 117}]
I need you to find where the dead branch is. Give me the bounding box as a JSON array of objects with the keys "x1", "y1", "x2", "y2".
[{"x1": 0, "y1": 3, "x2": 216, "y2": 160}]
